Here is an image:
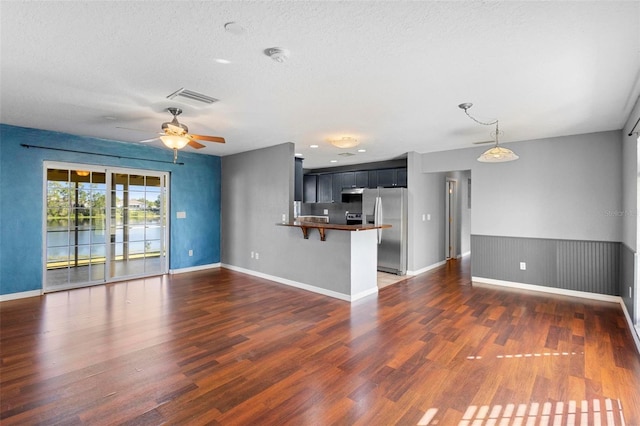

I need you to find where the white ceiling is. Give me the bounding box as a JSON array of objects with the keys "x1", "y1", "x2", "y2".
[{"x1": 1, "y1": 1, "x2": 639, "y2": 169}]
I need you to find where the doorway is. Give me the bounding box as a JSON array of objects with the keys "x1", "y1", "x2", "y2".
[
  {"x1": 445, "y1": 179, "x2": 457, "y2": 259},
  {"x1": 43, "y1": 163, "x2": 169, "y2": 292}
]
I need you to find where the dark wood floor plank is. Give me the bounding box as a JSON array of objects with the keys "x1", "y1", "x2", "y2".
[{"x1": 2, "y1": 257, "x2": 639, "y2": 425}]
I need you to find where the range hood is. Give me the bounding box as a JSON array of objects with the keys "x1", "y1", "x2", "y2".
[
  {"x1": 341, "y1": 187, "x2": 365, "y2": 196},
  {"x1": 341, "y1": 187, "x2": 365, "y2": 203}
]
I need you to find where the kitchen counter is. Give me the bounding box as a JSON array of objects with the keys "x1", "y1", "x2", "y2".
[
  {"x1": 276, "y1": 220, "x2": 387, "y2": 302},
  {"x1": 278, "y1": 221, "x2": 391, "y2": 241}
]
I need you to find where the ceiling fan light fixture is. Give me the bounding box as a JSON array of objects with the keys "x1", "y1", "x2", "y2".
[
  {"x1": 330, "y1": 137, "x2": 359, "y2": 149},
  {"x1": 160, "y1": 135, "x2": 190, "y2": 150}
]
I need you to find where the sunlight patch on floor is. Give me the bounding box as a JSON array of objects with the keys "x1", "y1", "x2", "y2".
[{"x1": 418, "y1": 398, "x2": 625, "y2": 426}]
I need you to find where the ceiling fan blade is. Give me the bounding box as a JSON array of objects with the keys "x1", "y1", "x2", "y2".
[
  {"x1": 116, "y1": 126, "x2": 154, "y2": 133},
  {"x1": 139, "y1": 137, "x2": 160, "y2": 143},
  {"x1": 190, "y1": 133, "x2": 226, "y2": 143},
  {"x1": 473, "y1": 140, "x2": 495, "y2": 145},
  {"x1": 187, "y1": 139, "x2": 206, "y2": 149}
]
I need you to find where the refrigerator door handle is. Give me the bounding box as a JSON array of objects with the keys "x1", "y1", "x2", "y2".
[{"x1": 375, "y1": 196, "x2": 382, "y2": 244}]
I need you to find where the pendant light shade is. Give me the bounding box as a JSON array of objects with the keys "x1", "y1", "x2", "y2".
[
  {"x1": 458, "y1": 102, "x2": 519, "y2": 163},
  {"x1": 477, "y1": 146, "x2": 519, "y2": 162}
]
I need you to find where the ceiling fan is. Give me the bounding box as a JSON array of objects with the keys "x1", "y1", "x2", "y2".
[{"x1": 141, "y1": 107, "x2": 225, "y2": 162}]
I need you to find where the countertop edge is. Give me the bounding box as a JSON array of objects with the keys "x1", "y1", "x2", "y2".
[{"x1": 277, "y1": 222, "x2": 391, "y2": 231}]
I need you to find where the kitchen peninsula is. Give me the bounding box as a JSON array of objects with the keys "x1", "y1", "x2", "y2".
[{"x1": 276, "y1": 220, "x2": 391, "y2": 302}]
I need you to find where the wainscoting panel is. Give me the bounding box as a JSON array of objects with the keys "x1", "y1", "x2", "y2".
[
  {"x1": 472, "y1": 235, "x2": 620, "y2": 296},
  {"x1": 620, "y1": 243, "x2": 636, "y2": 321}
]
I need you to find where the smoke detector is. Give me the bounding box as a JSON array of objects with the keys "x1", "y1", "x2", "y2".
[{"x1": 264, "y1": 47, "x2": 290, "y2": 63}]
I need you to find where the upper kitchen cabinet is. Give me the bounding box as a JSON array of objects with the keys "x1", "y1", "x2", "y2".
[
  {"x1": 303, "y1": 174, "x2": 317, "y2": 203},
  {"x1": 355, "y1": 171, "x2": 369, "y2": 188},
  {"x1": 375, "y1": 168, "x2": 406, "y2": 187},
  {"x1": 317, "y1": 174, "x2": 333, "y2": 203},
  {"x1": 294, "y1": 157, "x2": 303, "y2": 201},
  {"x1": 396, "y1": 168, "x2": 407, "y2": 187}
]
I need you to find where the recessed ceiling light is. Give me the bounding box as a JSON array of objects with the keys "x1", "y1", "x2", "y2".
[
  {"x1": 330, "y1": 160, "x2": 338, "y2": 163},
  {"x1": 215, "y1": 58, "x2": 231, "y2": 64},
  {"x1": 310, "y1": 144, "x2": 319, "y2": 148},
  {"x1": 357, "y1": 149, "x2": 366, "y2": 153}
]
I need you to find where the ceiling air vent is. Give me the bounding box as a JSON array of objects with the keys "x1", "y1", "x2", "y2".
[
  {"x1": 166, "y1": 88, "x2": 219, "y2": 104},
  {"x1": 338, "y1": 152, "x2": 356, "y2": 157}
]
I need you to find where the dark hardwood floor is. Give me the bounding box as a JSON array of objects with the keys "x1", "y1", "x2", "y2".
[{"x1": 2, "y1": 258, "x2": 639, "y2": 425}]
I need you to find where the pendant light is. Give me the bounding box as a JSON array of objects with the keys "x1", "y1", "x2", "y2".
[{"x1": 458, "y1": 103, "x2": 519, "y2": 163}]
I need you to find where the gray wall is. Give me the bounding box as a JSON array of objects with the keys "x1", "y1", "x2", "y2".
[
  {"x1": 221, "y1": 143, "x2": 356, "y2": 297},
  {"x1": 421, "y1": 131, "x2": 623, "y2": 242},
  {"x1": 621, "y1": 95, "x2": 639, "y2": 323},
  {"x1": 407, "y1": 151, "x2": 446, "y2": 273},
  {"x1": 419, "y1": 131, "x2": 625, "y2": 297},
  {"x1": 622, "y1": 96, "x2": 639, "y2": 251}
]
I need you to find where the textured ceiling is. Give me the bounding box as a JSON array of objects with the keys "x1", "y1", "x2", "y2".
[{"x1": 1, "y1": 1, "x2": 639, "y2": 169}]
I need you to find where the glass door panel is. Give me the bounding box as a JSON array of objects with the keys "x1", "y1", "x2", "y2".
[
  {"x1": 109, "y1": 171, "x2": 166, "y2": 280},
  {"x1": 45, "y1": 168, "x2": 108, "y2": 291}
]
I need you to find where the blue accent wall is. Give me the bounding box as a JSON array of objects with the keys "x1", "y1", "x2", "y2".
[{"x1": 0, "y1": 124, "x2": 221, "y2": 296}]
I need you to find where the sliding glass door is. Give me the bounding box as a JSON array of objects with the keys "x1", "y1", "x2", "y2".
[{"x1": 44, "y1": 163, "x2": 168, "y2": 292}]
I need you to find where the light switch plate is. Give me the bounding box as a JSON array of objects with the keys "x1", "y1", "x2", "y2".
[{"x1": 177, "y1": 211, "x2": 186, "y2": 219}]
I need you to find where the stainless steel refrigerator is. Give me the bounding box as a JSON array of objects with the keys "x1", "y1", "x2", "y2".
[{"x1": 362, "y1": 187, "x2": 407, "y2": 275}]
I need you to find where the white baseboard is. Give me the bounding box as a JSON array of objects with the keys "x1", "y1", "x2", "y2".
[
  {"x1": 473, "y1": 276, "x2": 640, "y2": 356},
  {"x1": 169, "y1": 262, "x2": 221, "y2": 274},
  {"x1": 407, "y1": 260, "x2": 447, "y2": 276},
  {"x1": 221, "y1": 263, "x2": 376, "y2": 302},
  {"x1": 472, "y1": 276, "x2": 622, "y2": 303},
  {"x1": 620, "y1": 301, "x2": 640, "y2": 356},
  {"x1": 0, "y1": 289, "x2": 43, "y2": 302}
]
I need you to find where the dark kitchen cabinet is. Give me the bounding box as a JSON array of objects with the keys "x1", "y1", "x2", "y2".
[
  {"x1": 340, "y1": 172, "x2": 356, "y2": 189},
  {"x1": 332, "y1": 174, "x2": 343, "y2": 202},
  {"x1": 396, "y1": 168, "x2": 407, "y2": 187},
  {"x1": 373, "y1": 168, "x2": 407, "y2": 188},
  {"x1": 368, "y1": 170, "x2": 378, "y2": 188},
  {"x1": 317, "y1": 174, "x2": 333, "y2": 203},
  {"x1": 294, "y1": 158, "x2": 303, "y2": 201},
  {"x1": 375, "y1": 169, "x2": 396, "y2": 187},
  {"x1": 355, "y1": 171, "x2": 368, "y2": 188},
  {"x1": 303, "y1": 174, "x2": 317, "y2": 203}
]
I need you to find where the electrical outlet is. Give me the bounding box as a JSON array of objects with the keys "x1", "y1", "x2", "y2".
[
  {"x1": 251, "y1": 251, "x2": 254, "y2": 259},
  {"x1": 323, "y1": 209, "x2": 328, "y2": 215},
  {"x1": 188, "y1": 250, "x2": 193, "y2": 256},
  {"x1": 281, "y1": 213, "x2": 286, "y2": 222},
  {"x1": 520, "y1": 262, "x2": 526, "y2": 271},
  {"x1": 427, "y1": 214, "x2": 431, "y2": 221},
  {"x1": 422, "y1": 214, "x2": 425, "y2": 221},
  {"x1": 255, "y1": 252, "x2": 259, "y2": 260}
]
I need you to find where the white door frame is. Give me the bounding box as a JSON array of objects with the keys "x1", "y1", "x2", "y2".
[
  {"x1": 445, "y1": 178, "x2": 457, "y2": 260},
  {"x1": 43, "y1": 161, "x2": 170, "y2": 292}
]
